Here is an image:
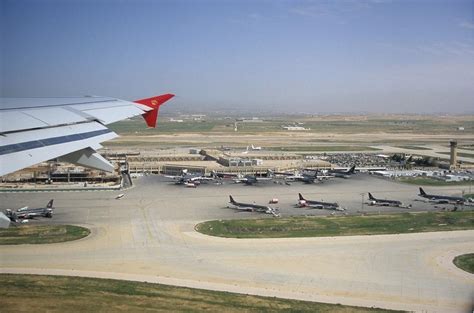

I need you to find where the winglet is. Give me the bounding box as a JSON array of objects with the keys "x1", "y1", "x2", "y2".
[
  {"x1": 134, "y1": 94, "x2": 175, "y2": 128},
  {"x1": 419, "y1": 187, "x2": 426, "y2": 196},
  {"x1": 298, "y1": 193, "x2": 305, "y2": 201}
]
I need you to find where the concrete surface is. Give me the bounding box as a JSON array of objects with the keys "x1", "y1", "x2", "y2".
[{"x1": 0, "y1": 175, "x2": 473, "y2": 312}]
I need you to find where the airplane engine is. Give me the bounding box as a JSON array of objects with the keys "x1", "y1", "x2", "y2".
[
  {"x1": 369, "y1": 201, "x2": 376, "y2": 206},
  {"x1": 298, "y1": 200, "x2": 307, "y2": 207}
]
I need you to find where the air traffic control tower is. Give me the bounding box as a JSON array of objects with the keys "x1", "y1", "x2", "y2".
[{"x1": 450, "y1": 140, "x2": 458, "y2": 169}]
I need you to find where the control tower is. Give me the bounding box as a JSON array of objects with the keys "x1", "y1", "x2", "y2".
[{"x1": 449, "y1": 140, "x2": 458, "y2": 169}]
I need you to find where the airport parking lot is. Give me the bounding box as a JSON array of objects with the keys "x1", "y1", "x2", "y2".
[{"x1": 1, "y1": 174, "x2": 473, "y2": 313}]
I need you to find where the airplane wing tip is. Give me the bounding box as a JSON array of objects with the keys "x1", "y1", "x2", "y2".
[{"x1": 135, "y1": 93, "x2": 175, "y2": 128}]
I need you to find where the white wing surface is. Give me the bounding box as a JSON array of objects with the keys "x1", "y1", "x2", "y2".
[{"x1": 0, "y1": 94, "x2": 174, "y2": 176}]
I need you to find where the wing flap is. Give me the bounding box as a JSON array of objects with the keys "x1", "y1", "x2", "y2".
[
  {"x1": 59, "y1": 147, "x2": 114, "y2": 172},
  {"x1": 78, "y1": 104, "x2": 145, "y2": 125},
  {"x1": 0, "y1": 122, "x2": 117, "y2": 176},
  {"x1": 0, "y1": 111, "x2": 50, "y2": 133}
]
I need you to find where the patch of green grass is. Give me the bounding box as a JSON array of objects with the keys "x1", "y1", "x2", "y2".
[
  {"x1": 453, "y1": 253, "x2": 474, "y2": 274},
  {"x1": 196, "y1": 212, "x2": 474, "y2": 238},
  {"x1": 268, "y1": 145, "x2": 380, "y2": 152},
  {"x1": 0, "y1": 225, "x2": 90, "y2": 245},
  {"x1": 396, "y1": 177, "x2": 472, "y2": 186},
  {"x1": 107, "y1": 116, "x2": 474, "y2": 135},
  {"x1": 0, "y1": 274, "x2": 402, "y2": 313},
  {"x1": 395, "y1": 145, "x2": 432, "y2": 150}
]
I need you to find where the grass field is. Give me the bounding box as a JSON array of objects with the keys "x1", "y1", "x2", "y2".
[
  {"x1": 108, "y1": 116, "x2": 474, "y2": 135},
  {"x1": 267, "y1": 145, "x2": 381, "y2": 152},
  {"x1": 453, "y1": 253, "x2": 474, "y2": 274},
  {"x1": 195, "y1": 212, "x2": 474, "y2": 238},
  {"x1": 0, "y1": 274, "x2": 402, "y2": 313},
  {"x1": 0, "y1": 225, "x2": 90, "y2": 245},
  {"x1": 396, "y1": 177, "x2": 473, "y2": 186}
]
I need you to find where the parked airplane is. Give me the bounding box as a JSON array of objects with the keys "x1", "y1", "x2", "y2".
[
  {"x1": 418, "y1": 187, "x2": 465, "y2": 204},
  {"x1": 251, "y1": 144, "x2": 262, "y2": 151},
  {"x1": 367, "y1": 193, "x2": 403, "y2": 207},
  {"x1": 297, "y1": 193, "x2": 343, "y2": 211},
  {"x1": 6, "y1": 199, "x2": 54, "y2": 220},
  {"x1": 327, "y1": 165, "x2": 356, "y2": 178},
  {"x1": 228, "y1": 196, "x2": 280, "y2": 217},
  {"x1": 165, "y1": 169, "x2": 216, "y2": 186},
  {"x1": 213, "y1": 171, "x2": 240, "y2": 179},
  {"x1": 233, "y1": 171, "x2": 273, "y2": 185},
  {"x1": 275, "y1": 170, "x2": 325, "y2": 184},
  {"x1": 294, "y1": 171, "x2": 320, "y2": 184},
  {"x1": 0, "y1": 94, "x2": 174, "y2": 176}
]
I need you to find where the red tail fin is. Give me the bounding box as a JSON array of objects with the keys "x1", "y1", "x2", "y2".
[{"x1": 134, "y1": 94, "x2": 175, "y2": 128}]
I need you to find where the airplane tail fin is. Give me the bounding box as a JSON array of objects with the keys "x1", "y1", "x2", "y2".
[
  {"x1": 46, "y1": 199, "x2": 54, "y2": 208},
  {"x1": 368, "y1": 193, "x2": 375, "y2": 200},
  {"x1": 298, "y1": 193, "x2": 305, "y2": 201},
  {"x1": 419, "y1": 187, "x2": 426, "y2": 196},
  {"x1": 229, "y1": 195, "x2": 236, "y2": 204},
  {"x1": 348, "y1": 165, "x2": 356, "y2": 174},
  {"x1": 135, "y1": 94, "x2": 175, "y2": 128}
]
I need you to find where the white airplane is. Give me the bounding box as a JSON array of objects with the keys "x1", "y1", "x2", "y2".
[
  {"x1": 0, "y1": 94, "x2": 174, "y2": 176},
  {"x1": 251, "y1": 144, "x2": 262, "y2": 150},
  {"x1": 164, "y1": 169, "x2": 216, "y2": 186}
]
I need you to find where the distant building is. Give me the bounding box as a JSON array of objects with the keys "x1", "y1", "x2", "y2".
[
  {"x1": 169, "y1": 118, "x2": 184, "y2": 122},
  {"x1": 282, "y1": 126, "x2": 309, "y2": 131},
  {"x1": 242, "y1": 117, "x2": 263, "y2": 123},
  {"x1": 252, "y1": 159, "x2": 264, "y2": 166}
]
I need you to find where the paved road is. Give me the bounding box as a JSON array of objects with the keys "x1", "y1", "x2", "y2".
[{"x1": 1, "y1": 175, "x2": 473, "y2": 312}]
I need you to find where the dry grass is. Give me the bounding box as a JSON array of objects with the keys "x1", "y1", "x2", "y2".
[{"x1": 0, "y1": 274, "x2": 403, "y2": 312}]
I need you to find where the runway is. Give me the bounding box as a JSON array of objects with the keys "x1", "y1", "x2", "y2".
[{"x1": 1, "y1": 175, "x2": 473, "y2": 312}]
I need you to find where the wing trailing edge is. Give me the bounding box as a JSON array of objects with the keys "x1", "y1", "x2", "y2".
[{"x1": 59, "y1": 147, "x2": 115, "y2": 172}]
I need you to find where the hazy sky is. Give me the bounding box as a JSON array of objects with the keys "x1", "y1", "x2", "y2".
[{"x1": 1, "y1": 0, "x2": 473, "y2": 113}]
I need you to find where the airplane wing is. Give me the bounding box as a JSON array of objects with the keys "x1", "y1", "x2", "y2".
[
  {"x1": 307, "y1": 203, "x2": 324, "y2": 209},
  {"x1": 229, "y1": 206, "x2": 253, "y2": 212},
  {"x1": 431, "y1": 198, "x2": 450, "y2": 204},
  {"x1": 164, "y1": 175, "x2": 182, "y2": 180},
  {"x1": 0, "y1": 94, "x2": 174, "y2": 176}
]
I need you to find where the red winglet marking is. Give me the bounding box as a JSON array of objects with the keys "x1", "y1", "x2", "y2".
[{"x1": 134, "y1": 93, "x2": 175, "y2": 128}]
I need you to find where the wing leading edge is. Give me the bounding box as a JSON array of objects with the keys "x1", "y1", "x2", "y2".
[{"x1": 0, "y1": 94, "x2": 174, "y2": 176}]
